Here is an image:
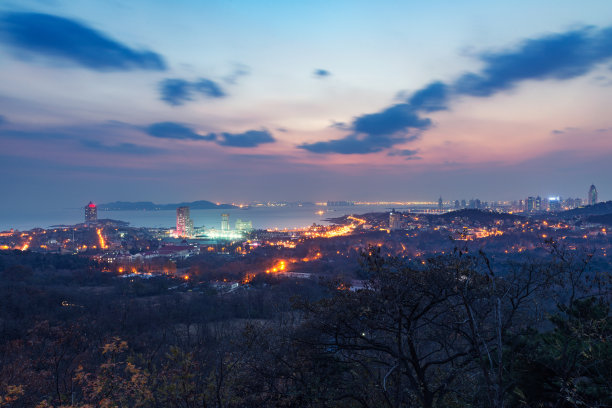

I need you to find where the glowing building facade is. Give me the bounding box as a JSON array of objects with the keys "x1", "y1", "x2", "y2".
[
  {"x1": 221, "y1": 213, "x2": 230, "y2": 231},
  {"x1": 176, "y1": 207, "x2": 194, "y2": 237},
  {"x1": 389, "y1": 209, "x2": 402, "y2": 230},
  {"x1": 85, "y1": 202, "x2": 97, "y2": 223},
  {"x1": 235, "y1": 219, "x2": 253, "y2": 231}
]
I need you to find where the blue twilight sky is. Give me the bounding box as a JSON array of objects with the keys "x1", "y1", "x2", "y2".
[{"x1": 1, "y1": 0, "x2": 612, "y2": 214}]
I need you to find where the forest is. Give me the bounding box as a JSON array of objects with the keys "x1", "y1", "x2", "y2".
[{"x1": 0, "y1": 245, "x2": 610, "y2": 408}]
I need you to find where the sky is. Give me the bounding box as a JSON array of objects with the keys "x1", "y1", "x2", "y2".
[{"x1": 1, "y1": 0, "x2": 612, "y2": 213}]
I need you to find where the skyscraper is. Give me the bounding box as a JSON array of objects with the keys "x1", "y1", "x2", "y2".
[
  {"x1": 438, "y1": 197, "x2": 443, "y2": 210},
  {"x1": 221, "y1": 213, "x2": 230, "y2": 231},
  {"x1": 85, "y1": 201, "x2": 97, "y2": 223},
  {"x1": 389, "y1": 209, "x2": 401, "y2": 230},
  {"x1": 548, "y1": 196, "x2": 561, "y2": 211},
  {"x1": 176, "y1": 207, "x2": 193, "y2": 237},
  {"x1": 526, "y1": 197, "x2": 535, "y2": 212},
  {"x1": 588, "y1": 184, "x2": 598, "y2": 206},
  {"x1": 235, "y1": 219, "x2": 253, "y2": 231}
]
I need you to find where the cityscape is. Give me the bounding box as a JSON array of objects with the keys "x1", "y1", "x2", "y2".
[
  {"x1": 1, "y1": 1, "x2": 612, "y2": 407},
  {"x1": 1, "y1": 183, "x2": 608, "y2": 282}
]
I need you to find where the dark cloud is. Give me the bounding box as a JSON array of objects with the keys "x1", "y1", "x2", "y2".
[
  {"x1": 146, "y1": 122, "x2": 213, "y2": 140},
  {"x1": 158, "y1": 77, "x2": 225, "y2": 106},
  {"x1": 302, "y1": 25, "x2": 612, "y2": 155},
  {"x1": 223, "y1": 63, "x2": 250, "y2": 84},
  {"x1": 388, "y1": 149, "x2": 420, "y2": 157},
  {"x1": 145, "y1": 123, "x2": 274, "y2": 148},
  {"x1": 0, "y1": 12, "x2": 165, "y2": 71},
  {"x1": 552, "y1": 129, "x2": 565, "y2": 135},
  {"x1": 159, "y1": 79, "x2": 192, "y2": 106},
  {"x1": 81, "y1": 140, "x2": 161, "y2": 155},
  {"x1": 213, "y1": 129, "x2": 275, "y2": 147},
  {"x1": 299, "y1": 135, "x2": 385, "y2": 154},
  {"x1": 453, "y1": 26, "x2": 612, "y2": 97},
  {"x1": 407, "y1": 81, "x2": 449, "y2": 112},
  {"x1": 314, "y1": 69, "x2": 331, "y2": 78},
  {"x1": 193, "y1": 78, "x2": 225, "y2": 98},
  {"x1": 299, "y1": 132, "x2": 420, "y2": 154},
  {"x1": 300, "y1": 103, "x2": 427, "y2": 154},
  {"x1": 352, "y1": 104, "x2": 431, "y2": 136}
]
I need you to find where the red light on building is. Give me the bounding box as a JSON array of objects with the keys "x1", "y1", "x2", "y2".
[{"x1": 85, "y1": 201, "x2": 98, "y2": 222}]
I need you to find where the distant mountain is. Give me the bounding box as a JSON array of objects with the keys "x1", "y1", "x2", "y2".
[
  {"x1": 98, "y1": 200, "x2": 236, "y2": 211},
  {"x1": 559, "y1": 201, "x2": 612, "y2": 218}
]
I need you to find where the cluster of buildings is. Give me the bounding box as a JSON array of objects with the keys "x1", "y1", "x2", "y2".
[
  {"x1": 175, "y1": 206, "x2": 252, "y2": 240},
  {"x1": 440, "y1": 184, "x2": 600, "y2": 213}
]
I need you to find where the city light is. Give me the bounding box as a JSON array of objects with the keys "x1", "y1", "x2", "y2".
[{"x1": 96, "y1": 228, "x2": 107, "y2": 249}]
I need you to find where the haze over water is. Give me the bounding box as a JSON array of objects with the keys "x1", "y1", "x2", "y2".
[{"x1": 0, "y1": 205, "x2": 399, "y2": 232}]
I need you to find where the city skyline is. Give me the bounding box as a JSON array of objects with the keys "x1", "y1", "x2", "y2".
[{"x1": 1, "y1": 0, "x2": 612, "y2": 215}]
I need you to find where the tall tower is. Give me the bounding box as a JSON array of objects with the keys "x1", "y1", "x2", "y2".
[
  {"x1": 85, "y1": 202, "x2": 97, "y2": 223},
  {"x1": 526, "y1": 197, "x2": 535, "y2": 212},
  {"x1": 588, "y1": 184, "x2": 598, "y2": 206},
  {"x1": 221, "y1": 213, "x2": 230, "y2": 231},
  {"x1": 438, "y1": 197, "x2": 443, "y2": 211},
  {"x1": 389, "y1": 209, "x2": 401, "y2": 230},
  {"x1": 176, "y1": 207, "x2": 193, "y2": 237}
]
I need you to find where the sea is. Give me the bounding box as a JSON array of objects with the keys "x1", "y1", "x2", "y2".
[{"x1": 0, "y1": 205, "x2": 410, "y2": 232}]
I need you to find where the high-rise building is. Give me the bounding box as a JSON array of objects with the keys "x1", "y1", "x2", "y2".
[
  {"x1": 535, "y1": 196, "x2": 542, "y2": 212},
  {"x1": 389, "y1": 209, "x2": 402, "y2": 230},
  {"x1": 438, "y1": 197, "x2": 443, "y2": 210},
  {"x1": 235, "y1": 219, "x2": 253, "y2": 231},
  {"x1": 526, "y1": 197, "x2": 535, "y2": 212},
  {"x1": 588, "y1": 184, "x2": 598, "y2": 206},
  {"x1": 548, "y1": 196, "x2": 561, "y2": 211},
  {"x1": 176, "y1": 207, "x2": 193, "y2": 237},
  {"x1": 454, "y1": 200, "x2": 460, "y2": 209},
  {"x1": 221, "y1": 213, "x2": 230, "y2": 231},
  {"x1": 85, "y1": 201, "x2": 97, "y2": 223}
]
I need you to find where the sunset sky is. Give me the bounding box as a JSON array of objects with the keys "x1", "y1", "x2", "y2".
[{"x1": 1, "y1": 0, "x2": 612, "y2": 212}]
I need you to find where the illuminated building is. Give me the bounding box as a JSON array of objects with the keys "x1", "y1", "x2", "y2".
[
  {"x1": 85, "y1": 202, "x2": 97, "y2": 223},
  {"x1": 221, "y1": 213, "x2": 230, "y2": 231},
  {"x1": 389, "y1": 209, "x2": 401, "y2": 230},
  {"x1": 176, "y1": 207, "x2": 194, "y2": 237},
  {"x1": 548, "y1": 196, "x2": 561, "y2": 211},
  {"x1": 205, "y1": 229, "x2": 244, "y2": 240},
  {"x1": 454, "y1": 200, "x2": 460, "y2": 209},
  {"x1": 235, "y1": 219, "x2": 253, "y2": 231},
  {"x1": 588, "y1": 184, "x2": 598, "y2": 205},
  {"x1": 526, "y1": 197, "x2": 535, "y2": 212}
]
